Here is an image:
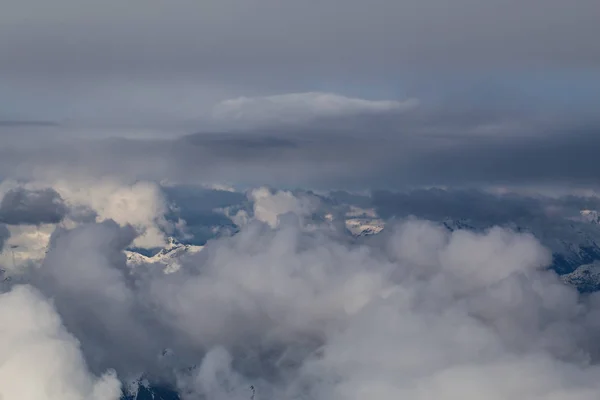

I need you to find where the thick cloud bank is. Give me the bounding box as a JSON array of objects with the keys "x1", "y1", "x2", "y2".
[
  {"x1": 3, "y1": 184, "x2": 600, "y2": 399},
  {"x1": 0, "y1": 285, "x2": 121, "y2": 400},
  {"x1": 3, "y1": 109, "x2": 600, "y2": 190}
]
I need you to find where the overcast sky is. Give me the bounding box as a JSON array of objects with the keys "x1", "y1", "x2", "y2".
[{"x1": 1, "y1": 0, "x2": 599, "y2": 189}]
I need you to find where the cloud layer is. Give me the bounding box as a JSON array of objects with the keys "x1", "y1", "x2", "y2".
[
  {"x1": 2, "y1": 0, "x2": 599, "y2": 81},
  {"x1": 1, "y1": 0, "x2": 598, "y2": 130},
  {"x1": 212, "y1": 92, "x2": 418, "y2": 127},
  {"x1": 2, "y1": 184, "x2": 600, "y2": 399},
  {"x1": 1, "y1": 109, "x2": 599, "y2": 191}
]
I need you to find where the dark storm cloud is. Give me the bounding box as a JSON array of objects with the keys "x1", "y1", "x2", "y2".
[
  {"x1": 371, "y1": 189, "x2": 546, "y2": 224},
  {"x1": 397, "y1": 126, "x2": 600, "y2": 184},
  {"x1": 185, "y1": 133, "x2": 299, "y2": 155},
  {"x1": 0, "y1": 188, "x2": 68, "y2": 225},
  {"x1": 0, "y1": 109, "x2": 599, "y2": 189},
  {"x1": 366, "y1": 188, "x2": 600, "y2": 229}
]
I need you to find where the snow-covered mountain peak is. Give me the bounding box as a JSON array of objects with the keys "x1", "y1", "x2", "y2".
[
  {"x1": 345, "y1": 218, "x2": 385, "y2": 236},
  {"x1": 581, "y1": 210, "x2": 600, "y2": 224},
  {"x1": 156, "y1": 236, "x2": 185, "y2": 256},
  {"x1": 165, "y1": 236, "x2": 180, "y2": 248},
  {"x1": 561, "y1": 262, "x2": 600, "y2": 292},
  {"x1": 341, "y1": 206, "x2": 385, "y2": 236},
  {"x1": 125, "y1": 237, "x2": 203, "y2": 274}
]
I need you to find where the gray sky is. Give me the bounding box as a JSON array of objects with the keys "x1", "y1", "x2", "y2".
[
  {"x1": 2, "y1": 0, "x2": 600, "y2": 121},
  {"x1": 1, "y1": 0, "x2": 600, "y2": 189},
  {"x1": 3, "y1": 0, "x2": 599, "y2": 77}
]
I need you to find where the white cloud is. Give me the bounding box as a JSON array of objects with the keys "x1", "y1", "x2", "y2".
[
  {"x1": 248, "y1": 187, "x2": 320, "y2": 228},
  {"x1": 0, "y1": 285, "x2": 121, "y2": 400},
  {"x1": 212, "y1": 92, "x2": 418, "y2": 127},
  {"x1": 137, "y1": 216, "x2": 600, "y2": 399},
  {"x1": 177, "y1": 347, "x2": 252, "y2": 400},
  {"x1": 6, "y1": 183, "x2": 600, "y2": 399},
  {"x1": 51, "y1": 179, "x2": 175, "y2": 248}
]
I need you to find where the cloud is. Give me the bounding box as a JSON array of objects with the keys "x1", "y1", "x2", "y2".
[
  {"x1": 358, "y1": 188, "x2": 600, "y2": 273},
  {"x1": 1, "y1": 1, "x2": 599, "y2": 396},
  {"x1": 0, "y1": 187, "x2": 68, "y2": 225},
  {"x1": 51, "y1": 179, "x2": 177, "y2": 248},
  {"x1": 371, "y1": 188, "x2": 548, "y2": 224},
  {"x1": 247, "y1": 187, "x2": 320, "y2": 228},
  {"x1": 1, "y1": 175, "x2": 600, "y2": 399},
  {"x1": 0, "y1": 224, "x2": 9, "y2": 252},
  {"x1": 2, "y1": 0, "x2": 599, "y2": 82},
  {"x1": 1, "y1": 108, "x2": 599, "y2": 191},
  {"x1": 11, "y1": 193, "x2": 600, "y2": 399},
  {"x1": 0, "y1": 224, "x2": 56, "y2": 271},
  {"x1": 0, "y1": 284, "x2": 122, "y2": 400},
  {"x1": 0, "y1": 179, "x2": 187, "y2": 274},
  {"x1": 160, "y1": 217, "x2": 600, "y2": 398},
  {"x1": 212, "y1": 92, "x2": 417, "y2": 127},
  {"x1": 33, "y1": 220, "x2": 168, "y2": 377},
  {"x1": 176, "y1": 347, "x2": 254, "y2": 400}
]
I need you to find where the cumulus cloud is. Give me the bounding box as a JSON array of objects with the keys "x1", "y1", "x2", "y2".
[
  {"x1": 247, "y1": 187, "x2": 320, "y2": 228},
  {"x1": 2, "y1": 181, "x2": 600, "y2": 399},
  {"x1": 212, "y1": 92, "x2": 417, "y2": 127},
  {"x1": 51, "y1": 179, "x2": 176, "y2": 248},
  {"x1": 0, "y1": 187, "x2": 68, "y2": 225},
  {"x1": 7, "y1": 193, "x2": 600, "y2": 399},
  {"x1": 151, "y1": 217, "x2": 600, "y2": 399},
  {"x1": 0, "y1": 284, "x2": 122, "y2": 400}
]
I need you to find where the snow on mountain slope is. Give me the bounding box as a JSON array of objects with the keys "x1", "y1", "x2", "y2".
[
  {"x1": 344, "y1": 218, "x2": 385, "y2": 236},
  {"x1": 125, "y1": 237, "x2": 203, "y2": 274},
  {"x1": 561, "y1": 262, "x2": 600, "y2": 293},
  {"x1": 581, "y1": 209, "x2": 600, "y2": 224},
  {"x1": 342, "y1": 206, "x2": 385, "y2": 236}
]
